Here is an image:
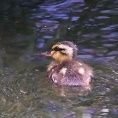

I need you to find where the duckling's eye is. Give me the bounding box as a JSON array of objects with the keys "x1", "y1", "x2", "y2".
[{"x1": 52, "y1": 47, "x2": 65, "y2": 51}]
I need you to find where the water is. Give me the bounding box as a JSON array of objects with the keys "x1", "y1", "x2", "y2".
[{"x1": 0, "y1": 0, "x2": 118, "y2": 117}]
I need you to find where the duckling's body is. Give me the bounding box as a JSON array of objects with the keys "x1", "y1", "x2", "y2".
[
  {"x1": 47, "y1": 60, "x2": 93, "y2": 86},
  {"x1": 43, "y1": 41, "x2": 93, "y2": 87}
]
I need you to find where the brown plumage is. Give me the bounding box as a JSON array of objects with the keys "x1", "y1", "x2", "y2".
[{"x1": 42, "y1": 41, "x2": 93, "y2": 87}]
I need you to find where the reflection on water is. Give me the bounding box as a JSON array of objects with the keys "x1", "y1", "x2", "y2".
[
  {"x1": 32, "y1": 0, "x2": 118, "y2": 62},
  {"x1": 0, "y1": 0, "x2": 118, "y2": 118}
]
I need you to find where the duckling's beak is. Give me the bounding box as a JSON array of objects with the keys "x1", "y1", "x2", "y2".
[{"x1": 40, "y1": 51, "x2": 51, "y2": 57}]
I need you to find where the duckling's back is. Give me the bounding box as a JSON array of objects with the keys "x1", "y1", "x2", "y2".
[{"x1": 47, "y1": 60, "x2": 93, "y2": 87}]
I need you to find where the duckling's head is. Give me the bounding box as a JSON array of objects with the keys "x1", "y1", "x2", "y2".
[{"x1": 47, "y1": 41, "x2": 78, "y2": 63}]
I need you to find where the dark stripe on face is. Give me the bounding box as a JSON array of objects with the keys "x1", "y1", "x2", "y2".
[
  {"x1": 52, "y1": 47, "x2": 67, "y2": 55},
  {"x1": 52, "y1": 47, "x2": 65, "y2": 51}
]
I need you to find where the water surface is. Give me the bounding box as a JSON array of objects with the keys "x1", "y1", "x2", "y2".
[{"x1": 0, "y1": 0, "x2": 118, "y2": 117}]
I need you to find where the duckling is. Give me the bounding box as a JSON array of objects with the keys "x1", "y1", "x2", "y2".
[{"x1": 42, "y1": 41, "x2": 93, "y2": 87}]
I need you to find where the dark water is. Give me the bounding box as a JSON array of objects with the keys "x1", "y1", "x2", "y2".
[{"x1": 0, "y1": 0, "x2": 118, "y2": 118}]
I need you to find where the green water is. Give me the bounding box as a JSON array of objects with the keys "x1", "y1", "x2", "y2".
[{"x1": 0, "y1": 0, "x2": 118, "y2": 117}]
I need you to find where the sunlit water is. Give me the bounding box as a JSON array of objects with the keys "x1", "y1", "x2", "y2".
[{"x1": 0, "y1": 0, "x2": 118, "y2": 118}]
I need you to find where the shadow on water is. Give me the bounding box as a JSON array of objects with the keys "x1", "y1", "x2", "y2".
[{"x1": 0, "y1": 0, "x2": 118, "y2": 118}]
